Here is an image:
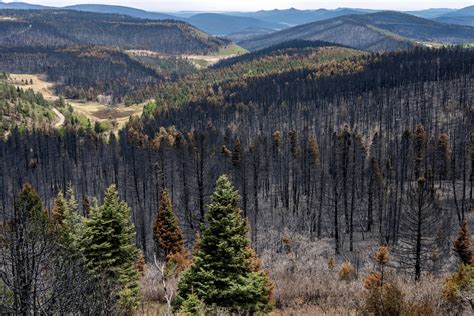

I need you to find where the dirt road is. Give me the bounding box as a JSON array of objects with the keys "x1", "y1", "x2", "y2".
[{"x1": 52, "y1": 108, "x2": 65, "y2": 128}]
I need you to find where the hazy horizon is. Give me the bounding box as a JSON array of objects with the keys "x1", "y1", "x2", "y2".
[{"x1": 1, "y1": 0, "x2": 472, "y2": 13}]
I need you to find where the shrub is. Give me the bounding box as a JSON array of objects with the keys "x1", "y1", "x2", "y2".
[
  {"x1": 328, "y1": 256, "x2": 336, "y2": 270},
  {"x1": 363, "y1": 279, "x2": 404, "y2": 316},
  {"x1": 453, "y1": 220, "x2": 473, "y2": 266},
  {"x1": 136, "y1": 250, "x2": 146, "y2": 276},
  {"x1": 374, "y1": 244, "x2": 390, "y2": 266},
  {"x1": 442, "y1": 264, "x2": 474, "y2": 308},
  {"x1": 339, "y1": 260, "x2": 356, "y2": 281},
  {"x1": 363, "y1": 271, "x2": 382, "y2": 290},
  {"x1": 179, "y1": 292, "x2": 206, "y2": 315}
]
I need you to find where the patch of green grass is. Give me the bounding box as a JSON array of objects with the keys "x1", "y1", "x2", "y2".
[
  {"x1": 214, "y1": 44, "x2": 248, "y2": 56},
  {"x1": 72, "y1": 111, "x2": 90, "y2": 128}
]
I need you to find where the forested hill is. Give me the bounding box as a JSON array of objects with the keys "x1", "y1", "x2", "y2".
[
  {"x1": 0, "y1": 74, "x2": 54, "y2": 137},
  {"x1": 212, "y1": 40, "x2": 353, "y2": 68},
  {"x1": 141, "y1": 46, "x2": 473, "y2": 133},
  {"x1": 1, "y1": 47, "x2": 471, "y2": 261},
  {"x1": 0, "y1": 9, "x2": 229, "y2": 54},
  {"x1": 0, "y1": 46, "x2": 162, "y2": 103},
  {"x1": 143, "y1": 42, "x2": 365, "y2": 115},
  {"x1": 239, "y1": 11, "x2": 474, "y2": 52}
]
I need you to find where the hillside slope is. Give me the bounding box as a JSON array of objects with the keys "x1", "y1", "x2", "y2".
[
  {"x1": 406, "y1": 8, "x2": 455, "y2": 19},
  {"x1": 235, "y1": 8, "x2": 367, "y2": 26},
  {"x1": 239, "y1": 11, "x2": 474, "y2": 52},
  {"x1": 0, "y1": 10, "x2": 229, "y2": 54},
  {"x1": 143, "y1": 41, "x2": 365, "y2": 115},
  {"x1": 0, "y1": 74, "x2": 54, "y2": 137},
  {"x1": 239, "y1": 13, "x2": 414, "y2": 52},
  {"x1": 226, "y1": 27, "x2": 276, "y2": 42},
  {"x1": 187, "y1": 13, "x2": 286, "y2": 36},
  {"x1": 0, "y1": 2, "x2": 51, "y2": 10},
  {"x1": 0, "y1": 46, "x2": 161, "y2": 103},
  {"x1": 355, "y1": 11, "x2": 474, "y2": 43},
  {"x1": 64, "y1": 4, "x2": 177, "y2": 20},
  {"x1": 435, "y1": 6, "x2": 474, "y2": 27}
]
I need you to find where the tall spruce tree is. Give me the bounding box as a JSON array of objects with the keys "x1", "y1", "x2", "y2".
[
  {"x1": 80, "y1": 184, "x2": 141, "y2": 312},
  {"x1": 175, "y1": 175, "x2": 273, "y2": 313},
  {"x1": 52, "y1": 186, "x2": 83, "y2": 249}
]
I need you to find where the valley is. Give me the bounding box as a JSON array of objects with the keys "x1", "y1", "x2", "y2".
[{"x1": 9, "y1": 74, "x2": 144, "y2": 132}]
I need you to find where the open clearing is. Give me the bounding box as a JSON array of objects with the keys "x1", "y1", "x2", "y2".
[
  {"x1": 127, "y1": 44, "x2": 247, "y2": 68},
  {"x1": 9, "y1": 74, "x2": 144, "y2": 132}
]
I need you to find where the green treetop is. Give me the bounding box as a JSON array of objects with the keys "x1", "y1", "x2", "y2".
[
  {"x1": 51, "y1": 185, "x2": 83, "y2": 249},
  {"x1": 79, "y1": 184, "x2": 140, "y2": 312}
]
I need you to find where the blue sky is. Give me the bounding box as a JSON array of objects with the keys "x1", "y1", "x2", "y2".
[{"x1": 3, "y1": 0, "x2": 473, "y2": 12}]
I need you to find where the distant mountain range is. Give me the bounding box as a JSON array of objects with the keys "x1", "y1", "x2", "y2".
[
  {"x1": 229, "y1": 8, "x2": 372, "y2": 26},
  {"x1": 238, "y1": 11, "x2": 474, "y2": 52},
  {"x1": 406, "y1": 8, "x2": 456, "y2": 19},
  {"x1": 64, "y1": 4, "x2": 177, "y2": 20},
  {"x1": 186, "y1": 13, "x2": 285, "y2": 36},
  {"x1": 1, "y1": 2, "x2": 473, "y2": 35},
  {"x1": 434, "y1": 6, "x2": 474, "y2": 26}
]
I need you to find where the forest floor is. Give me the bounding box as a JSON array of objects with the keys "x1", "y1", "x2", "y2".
[
  {"x1": 9, "y1": 74, "x2": 144, "y2": 132},
  {"x1": 137, "y1": 230, "x2": 464, "y2": 315}
]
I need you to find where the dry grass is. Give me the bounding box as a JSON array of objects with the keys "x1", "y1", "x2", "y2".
[
  {"x1": 10, "y1": 74, "x2": 56, "y2": 101},
  {"x1": 93, "y1": 108, "x2": 140, "y2": 119},
  {"x1": 126, "y1": 46, "x2": 245, "y2": 69},
  {"x1": 138, "y1": 230, "x2": 472, "y2": 315},
  {"x1": 8, "y1": 74, "x2": 144, "y2": 132}
]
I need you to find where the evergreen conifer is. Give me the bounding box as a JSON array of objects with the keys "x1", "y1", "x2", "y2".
[
  {"x1": 175, "y1": 175, "x2": 273, "y2": 313},
  {"x1": 80, "y1": 184, "x2": 141, "y2": 312}
]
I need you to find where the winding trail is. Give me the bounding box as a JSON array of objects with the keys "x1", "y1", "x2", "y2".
[{"x1": 52, "y1": 108, "x2": 65, "y2": 128}]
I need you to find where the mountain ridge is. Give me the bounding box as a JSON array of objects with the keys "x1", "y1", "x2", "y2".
[
  {"x1": 2, "y1": 3, "x2": 474, "y2": 34},
  {"x1": 0, "y1": 9, "x2": 229, "y2": 54},
  {"x1": 239, "y1": 11, "x2": 474, "y2": 52}
]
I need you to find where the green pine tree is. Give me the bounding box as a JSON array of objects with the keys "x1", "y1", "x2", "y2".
[
  {"x1": 180, "y1": 292, "x2": 206, "y2": 315},
  {"x1": 80, "y1": 184, "x2": 141, "y2": 312},
  {"x1": 175, "y1": 175, "x2": 273, "y2": 313},
  {"x1": 52, "y1": 185, "x2": 83, "y2": 249}
]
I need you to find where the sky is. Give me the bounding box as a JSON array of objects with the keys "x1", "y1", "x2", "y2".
[{"x1": 3, "y1": 0, "x2": 473, "y2": 12}]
